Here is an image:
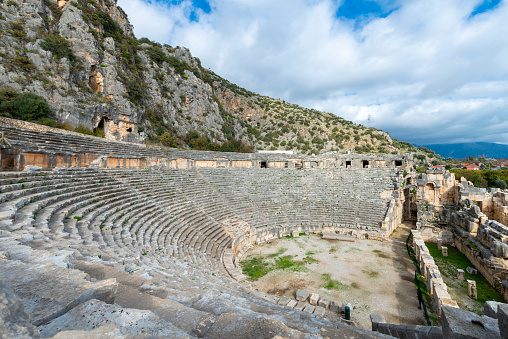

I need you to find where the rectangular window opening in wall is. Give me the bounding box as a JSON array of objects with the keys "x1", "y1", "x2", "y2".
[
  {"x1": 362, "y1": 160, "x2": 369, "y2": 168},
  {"x1": 346, "y1": 160, "x2": 352, "y2": 168},
  {"x1": 261, "y1": 161, "x2": 267, "y2": 168},
  {"x1": 395, "y1": 160, "x2": 403, "y2": 167},
  {"x1": 285, "y1": 162, "x2": 289, "y2": 168}
]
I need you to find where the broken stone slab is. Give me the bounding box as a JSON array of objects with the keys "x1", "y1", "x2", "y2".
[
  {"x1": 292, "y1": 231, "x2": 300, "y2": 237},
  {"x1": 295, "y1": 289, "x2": 309, "y2": 302},
  {"x1": 442, "y1": 305, "x2": 500, "y2": 339},
  {"x1": 294, "y1": 301, "x2": 306, "y2": 311},
  {"x1": 309, "y1": 293, "x2": 319, "y2": 306},
  {"x1": 314, "y1": 306, "x2": 326, "y2": 317},
  {"x1": 0, "y1": 260, "x2": 118, "y2": 326},
  {"x1": 318, "y1": 297, "x2": 330, "y2": 309},
  {"x1": 277, "y1": 296, "x2": 291, "y2": 306},
  {"x1": 286, "y1": 300, "x2": 297, "y2": 309},
  {"x1": 303, "y1": 304, "x2": 316, "y2": 314}
]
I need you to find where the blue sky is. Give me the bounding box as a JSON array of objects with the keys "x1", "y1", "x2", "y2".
[{"x1": 117, "y1": 0, "x2": 508, "y2": 145}]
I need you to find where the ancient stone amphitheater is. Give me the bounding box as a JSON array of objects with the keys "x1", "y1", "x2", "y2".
[{"x1": 3, "y1": 118, "x2": 506, "y2": 338}]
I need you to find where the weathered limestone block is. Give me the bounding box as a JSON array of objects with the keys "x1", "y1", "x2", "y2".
[
  {"x1": 294, "y1": 301, "x2": 306, "y2": 311},
  {"x1": 286, "y1": 300, "x2": 297, "y2": 308},
  {"x1": 303, "y1": 304, "x2": 315, "y2": 314},
  {"x1": 329, "y1": 300, "x2": 340, "y2": 313},
  {"x1": 442, "y1": 246, "x2": 448, "y2": 257},
  {"x1": 277, "y1": 296, "x2": 291, "y2": 306},
  {"x1": 318, "y1": 297, "x2": 330, "y2": 309},
  {"x1": 292, "y1": 231, "x2": 299, "y2": 237},
  {"x1": 370, "y1": 314, "x2": 385, "y2": 331},
  {"x1": 457, "y1": 269, "x2": 465, "y2": 281},
  {"x1": 309, "y1": 293, "x2": 319, "y2": 306},
  {"x1": 314, "y1": 306, "x2": 326, "y2": 317},
  {"x1": 295, "y1": 289, "x2": 309, "y2": 302},
  {"x1": 442, "y1": 305, "x2": 500, "y2": 339},
  {"x1": 468, "y1": 280, "x2": 477, "y2": 299}
]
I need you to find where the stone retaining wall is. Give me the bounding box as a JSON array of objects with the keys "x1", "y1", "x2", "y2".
[{"x1": 411, "y1": 230, "x2": 459, "y2": 315}]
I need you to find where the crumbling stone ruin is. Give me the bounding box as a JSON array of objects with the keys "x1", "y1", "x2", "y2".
[{"x1": 0, "y1": 121, "x2": 507, "y2": 338}]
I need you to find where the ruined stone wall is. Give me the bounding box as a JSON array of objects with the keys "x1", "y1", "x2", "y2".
[
  {"x1": 415, "y1": 169, "x2": 508, "y2": 302},
  {"x1": 411, "y1": 230, "x2": 459, "y2": 315}
]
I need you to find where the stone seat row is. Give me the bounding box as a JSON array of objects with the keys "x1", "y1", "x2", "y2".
[{"x1": 0, "y1": 125, "x2": 166, "y2": 158}]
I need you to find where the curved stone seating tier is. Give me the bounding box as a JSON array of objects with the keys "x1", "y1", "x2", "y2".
[{"x1": 0, "y1": 167, "x2": 400, "y2": 337}]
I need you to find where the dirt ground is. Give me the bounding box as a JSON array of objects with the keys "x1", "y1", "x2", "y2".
[{"x1": 245, "y1": 222, "x2": 426, "y2": 329}]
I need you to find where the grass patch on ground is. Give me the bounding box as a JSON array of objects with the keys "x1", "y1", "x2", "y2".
[
  {"x1": 426, "y1": 242, "x2": 504, "y2": 314},
  {"x1": 373, "y1": 249, "x2": 389, "y2": 258},
  {"x1": 329, "y1": 246, "x2": 337, "y2": 253},
  {"x1": 345, "y1": 247, "x2": 362, "y2": 253},
  {"x1": 362, "y1": 269, "x2": 380, "y2": 278},
  {"x1": 320, "y1": 273, "x2": 351, "y2": 291},
  {"x1": 240, "y1": 257, "x2": 270, "y2": 281},
  {"x1": 241, "y1": 250, "x2": 317, "y2": 280},
  {"x1": 267, "y1": 248, "x2": 287, "y2": 258}
]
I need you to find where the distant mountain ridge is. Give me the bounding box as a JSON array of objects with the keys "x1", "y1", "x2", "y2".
[{"x1": 422, "y1": 142, "x2": 508, "y2": 159}]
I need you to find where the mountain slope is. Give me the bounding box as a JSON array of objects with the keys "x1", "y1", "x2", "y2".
[
  {"x1": 0, "y1": 0, "x2": 415, "y2": 155},
  {"x1": 423, "y1": 142, "x2": 508, "y2": 159}
]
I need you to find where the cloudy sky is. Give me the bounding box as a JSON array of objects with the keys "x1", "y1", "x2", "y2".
[{"x1": 117, "y1": 0, "x2": 508, "y2": 146}]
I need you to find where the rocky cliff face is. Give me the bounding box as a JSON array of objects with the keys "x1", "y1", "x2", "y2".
[{"x1": 0, "y1": 0, "x2": 414, "y2": 155}]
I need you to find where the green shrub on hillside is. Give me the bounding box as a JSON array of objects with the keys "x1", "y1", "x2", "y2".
[
  {"x1": 0, "y1": 91, "x2": 50, "y2": 121},
  {"x1": 39, "y1": 34, "x2": 77, "y2": 62}
]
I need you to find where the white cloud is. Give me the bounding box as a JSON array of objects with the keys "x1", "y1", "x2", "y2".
[{"x1": 117, "y1": 0, "x2": 508, "y2": 145}]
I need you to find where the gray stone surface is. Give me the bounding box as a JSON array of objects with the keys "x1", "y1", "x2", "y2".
[
  {"x1": 38, "y1": 299, "x2": 190, "y2": 338},
  {"x1": 0, "y1": 281, "x2": 39, "y2": 339},
  {"x1": 483, "y1": 301, "x2": 504, "y2": 319},
  {"x1": 442, "y1": 305, "x2": 499, "y2": 339},
  {"x1": 0, "y1": 260, "x2": 117, "y2": 326}
]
